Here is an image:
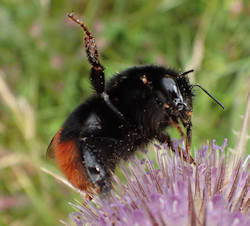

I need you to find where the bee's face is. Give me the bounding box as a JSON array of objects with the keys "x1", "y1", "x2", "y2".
[
  {"x1": 161, "y1": 77, "x2": 187, "y2": 110},
  {"x1": 150, "y1": 75, "x2": 193, "y2": 126},
  {"x1": 156, "y1": 76, "x2": 188, "y2": 111}
]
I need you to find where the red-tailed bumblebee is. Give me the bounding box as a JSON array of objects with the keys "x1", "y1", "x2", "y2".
[{"x1": 47, "y1": 13, "x2": 224, "y2": 196}]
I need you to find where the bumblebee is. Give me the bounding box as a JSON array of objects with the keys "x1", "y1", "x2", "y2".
[{"x1": 47, "y1": 13, "x2": 224, "y2": 196}]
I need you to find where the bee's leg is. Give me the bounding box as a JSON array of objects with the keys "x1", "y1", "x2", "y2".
[
  {"x1": 82, "y1": 146, "x2": 111, "y2": 195},
  {"x1": 169, "y1": 118, "x2": 185, "y2": 138},
  {"x1": 185, "y1": 122, "x2": 192, "y2": 156},
  {"x1": 67, "y1": 12, "x2": 104, "y2": 93},
  {"x1": 157, "y1": 132, "x2": 195, "y2": 164},
  {"x1": 81, "y1": 137, "x2": 122, "y2": 195},
  {"x1": 180, "y1": 118, "x2": 192, "y2": 160},
  {"x1": 170, "y1": 118, "x2": 194, "y2": 163},
  {"x1": 67, "y1": 13, "x2": 124, "y2": 119}
]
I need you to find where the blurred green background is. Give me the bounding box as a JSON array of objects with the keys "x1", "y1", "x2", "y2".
[{"x1": 0, "y1": 0, "x2": 249, "y2": 225}]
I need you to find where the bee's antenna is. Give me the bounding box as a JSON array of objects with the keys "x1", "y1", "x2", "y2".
[
  {"x1": 192, "y1": 84, "x2": 225, "y2": 110},
  {"x1": 180, "y1": 69, "x2": 194, "y2": 76}
]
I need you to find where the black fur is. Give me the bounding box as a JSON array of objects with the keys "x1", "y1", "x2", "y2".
[
  {"x1": 49, "y1": 14, "x2": 224, "y2": 195},
  {"x1": 49, "y1": 14, "x2": 197, "y2": 194},
  {"x1": 59, "y1": 65, "x2": 193, "y2": 193}
]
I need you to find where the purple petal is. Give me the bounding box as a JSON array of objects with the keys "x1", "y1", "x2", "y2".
[{"x1": 68, "y1": 140, "x2": 249, "y2": 226}]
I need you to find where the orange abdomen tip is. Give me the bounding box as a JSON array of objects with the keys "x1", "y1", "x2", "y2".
[{"x1": 51, "y1": 130, "x2": 96, "y2": 194}]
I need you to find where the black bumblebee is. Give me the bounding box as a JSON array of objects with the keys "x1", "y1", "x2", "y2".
[{"x1": 47, "y1": 13, "x2": 224, "y2": 196}]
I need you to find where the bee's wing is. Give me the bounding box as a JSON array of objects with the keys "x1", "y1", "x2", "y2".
[{"x1": 46, "y1": 129, "x2": 62, "y2": 159}]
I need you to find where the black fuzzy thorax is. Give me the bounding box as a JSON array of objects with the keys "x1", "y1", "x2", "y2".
[{"x1": 60, "y1": 65, "x2": 193, "y2": 171}]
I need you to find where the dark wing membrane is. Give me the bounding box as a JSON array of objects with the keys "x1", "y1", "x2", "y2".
[{"x1": 46, "y1": 129, "x2": 62, "y2": 159}]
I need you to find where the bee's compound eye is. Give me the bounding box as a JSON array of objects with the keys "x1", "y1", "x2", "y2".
[
  {"x1": 161, "y1": 78, "x2": 176, "y2": 93},
  {"x1": 161, "y1": 77, "x2": 185, "y2": 108},
  {"x1": 161, "y1": 78, "x2": 180, "y2": 98}
]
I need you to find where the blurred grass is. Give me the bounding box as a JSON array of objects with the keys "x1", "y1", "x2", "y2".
[{"x1": 0, "y1": 0, "x2": 249, "y2": 225}]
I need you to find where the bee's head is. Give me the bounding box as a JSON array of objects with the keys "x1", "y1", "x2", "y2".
[
  {"x1": 151, "y1": 70, "x2": 193, "y2": 123},
  {"x1": 153, "y1": 68, "x2": 224, "y2": 123},
  {"x1": 159, "y1": 77, "x2": 189, "y2": 111}
]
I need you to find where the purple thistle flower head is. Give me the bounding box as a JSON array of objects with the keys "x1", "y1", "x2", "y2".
[{"x1": 70, "y1": 140, "x2": 250, "y2": 226}]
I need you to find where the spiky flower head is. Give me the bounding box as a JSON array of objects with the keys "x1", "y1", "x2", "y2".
[
  {"x1": 69, "y1": 94, "x2": 250, "y2": 226},
  {"x1": 69, "y1": 139, "x2": 249, "y2": 226}
]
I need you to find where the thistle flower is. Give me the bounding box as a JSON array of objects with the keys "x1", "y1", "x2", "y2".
[
  {"x1": 68, "y1": 94, "x2": 250, "y2": 226},
  {"x1": 69, "y1": 139, "x2": 249, "y2": 226}
]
